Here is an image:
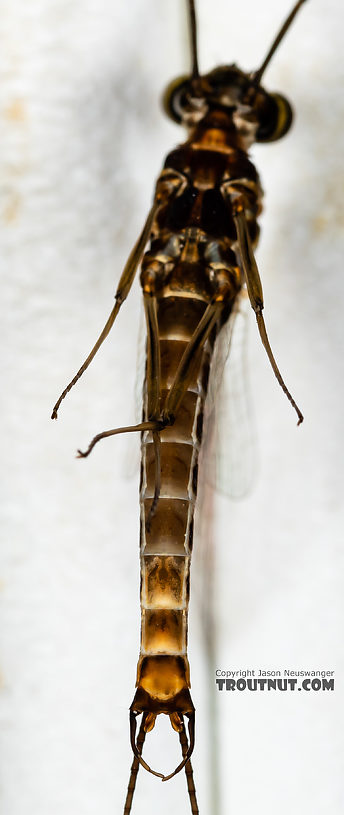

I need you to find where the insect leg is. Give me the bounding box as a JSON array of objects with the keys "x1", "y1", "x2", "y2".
[
  {"x1": 51, "y1": 201, "x2": 158, "y2": 419},
  {"x1": 143, "y1": 292, "x2": 161, "y2": 421},
  {"x1": 77, "y1": 271, "x2": 236, "y2": 458},
  {"x1": 163, "y1": 299, "x2": 225, "y2": 424},
  {"x1": 232, "y1": 199, "x2": 303, "y2": 424},
  {"x1": 76, "y1": 419, "x2": 164, "y2": 459},
  {"x1": 76, "y1": 289, "x2": 163, "y2": 461},
  {"x1": 143, "y1": 289, "x2": 162, "y2": 526}
]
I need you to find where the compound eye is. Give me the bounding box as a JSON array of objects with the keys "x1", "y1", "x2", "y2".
[
  {"x1": 162, "y1": 75, "x2": 191, "y2": 123},
  {"x1": 256, "y1": 92, "x2": 293, "y2": 143}
]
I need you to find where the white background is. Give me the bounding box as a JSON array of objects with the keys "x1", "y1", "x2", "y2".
[{"x1": 1, "y1": 1, "x2": 343, "y2": 813}]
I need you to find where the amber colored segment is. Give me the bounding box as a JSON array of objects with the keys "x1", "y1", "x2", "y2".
[
  {"x1": 145, "y1": 442, "x2": 193, "y2": 500},
  {"x1": 160, "y1": 339, "x2": 203, "y2": 392},
  {"x1": 133, "y1": 655, "x2": 193, "y2": 711},
  {"x1": 143, "y1": 389, "x2": 198, "y2": 444},
  {"x1": 142, "y1": 498, "x2": 189, "y2": 554},
  {"x1": 141, "y1": 555, "x2": 188, "y2": 608},
  {"x1": 142, "y1": 608, "x2": 186, "y2": 654},
  {"x1": 157, "y1": 296, "x2": 207, "y2": 340},
  {"x1": 167, "y1": 260, "x2": 214, "y2": 302}
]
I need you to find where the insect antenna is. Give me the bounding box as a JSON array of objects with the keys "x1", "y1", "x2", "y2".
[
  {"x1": 123, "y1": 715, "x2": 147, "y2": 815},
  {"x1": 179, "y1": 724, "x2": 199, "y2": 815},
  {"x1": 187, "y1": 0, "x2": 200, "y2": 80},
  {"x1": 251, "y1": 0, "x2": 308, "y2": 85}
]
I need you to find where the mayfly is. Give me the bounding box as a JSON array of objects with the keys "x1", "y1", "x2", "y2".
[{"x1": 52, "y1": 1, "x2": 308, "y2": 812}]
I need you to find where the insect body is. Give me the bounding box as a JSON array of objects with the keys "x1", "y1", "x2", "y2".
[{"x1": 52, "y1": 1, "x2": 307, "y2": 812}]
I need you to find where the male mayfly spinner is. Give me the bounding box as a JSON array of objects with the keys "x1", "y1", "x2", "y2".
[{"x1": 52, "y1": 1, "x2": 307, "y2": 812}]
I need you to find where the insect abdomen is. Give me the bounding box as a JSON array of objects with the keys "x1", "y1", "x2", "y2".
[{"x1": 135, "y1": 292, "x2": 215, "y2": 709}]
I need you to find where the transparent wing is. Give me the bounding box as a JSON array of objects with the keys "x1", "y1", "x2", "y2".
[{"x1": 202, "y1": 292, "x2": 258, "y2": 500}]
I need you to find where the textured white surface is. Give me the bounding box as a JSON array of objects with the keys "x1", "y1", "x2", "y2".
[{"x1": 1, "y1": 1, "x2": 343, "y2": 814}]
